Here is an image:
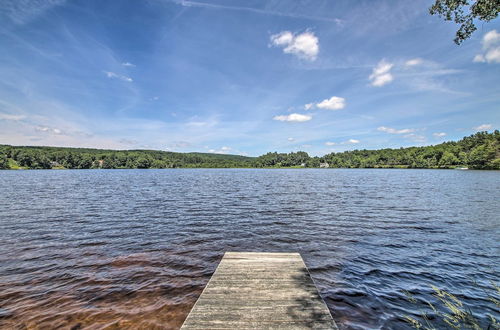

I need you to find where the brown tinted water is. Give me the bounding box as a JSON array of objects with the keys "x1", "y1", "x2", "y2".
[{"x1": 0, "y1": 169, "x2": 499, "y2": 329}]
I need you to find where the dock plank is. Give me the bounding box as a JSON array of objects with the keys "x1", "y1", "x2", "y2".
[{"x1": 181, "y1": 252, "x2": 337, "y2": 329}]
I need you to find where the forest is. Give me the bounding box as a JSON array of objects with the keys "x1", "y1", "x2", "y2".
[{"x1": 1, "y1": 131, "x2": 498, "y2": 170}]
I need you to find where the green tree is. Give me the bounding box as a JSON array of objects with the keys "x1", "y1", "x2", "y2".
[
  {"x1": 17, "y1": 151, "x2": 33, "y2": 168},
  {"x1": 135, "y1": 156, "x2": 152, "y2": 169},
  {"x1": 439, "y1": 151, "x2": 459, "y2": 167},
  {"x1": 430, "y1": 0, "x2": 500, "y2": 44},
  {"x1": 468, "y1": 144, "x2": 496, "y2": 169},
  {"x1": 489, "y1": 158, "x2": 500, "y2": 170},
  {"x1": 78, "y1": 154, "x2": 94, "y2": 169},
  {"x1": 0, "y1": 152, "x2": 8, "y2": 169}
]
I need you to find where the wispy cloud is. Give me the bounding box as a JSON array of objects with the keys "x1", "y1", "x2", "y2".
[
  {"x1": 0, "y1": 112, "x2": 26, "y2": 121},
  {"x1": 185, "y1": 118, "x2": 218, "y2": 128},
  {"x1": 378, "y1": 125, "x2": 426, "y2": 143},
  {"x1": 273, "y1": 113, "x2": 312, "y2": 122},
  {"x1": 433, "y1": 132, "x2": 446, "y2": 138},
  {"x1": 168, "y1": 141, "x2": 192, "y2": 149},
  {"x1": 369, "y1": 60, "x2": 393, "y2": 87},
  {"x1": 103, "y1": 71, "x2": 133, "y2": 82},
  {"x1": 325, "y1": 138, "x2": 359, "y2": 146},
  {"x1": 404, "y1": 133, "x2": 426, "y2": 143},
  {"x1": 398, "y1": 59, "x2": 464, "y2": 94},
  {"x1": 405, "y1": 58, "x2": 423, "y2": 67},
  {"x1": 122, "y1": 62, "x2": 135, "y2": 67},
  {"x1": 208, "y1": 146, "x2": 231, "y2": 154},
  {"x1": 377, "y1": 126, "x2": 415, "y2": 134},
  {"x1": 169, "y1": 0, "x2": 342, "y2": 23},
  {"x1": 270, "y1": 31, "x2": 319, "y2": 61},
  {"x1": 473, "y1": 124, "x2": 492, "y2": 131},
  {"x1": 0, "y1": 0, "x2": 66, "y2": 25},
  {"x1": 35, "y1": 126, "x2": 62, "y2": 135}
]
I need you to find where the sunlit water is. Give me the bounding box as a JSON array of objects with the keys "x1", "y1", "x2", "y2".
[{"x1": 0, "y1": 169, "x2": 499, "y2": 329}]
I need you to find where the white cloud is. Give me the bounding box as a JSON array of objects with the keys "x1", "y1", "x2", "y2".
[
  {"x1": 103, "y1": 71, "x2": 133, "y2": 82},
  {"x1": 405, "y1": 58, "x2": 423, "y2": 66},
  {"x1": 484, "y1": 48, "x2": 500, "y2": 63},
  {"x1": 473, "y1": 54, "x2": 486, "y2": 63},
  {"x1": 316, "y1": 96, "x2": 346, "y2": 110},
  {"x1": 372, "y1": 73, "x2": 393, "y2": 86},
  {"x1": 377, "y1": 126, "x2": 415, "y2": 134},
  {"x1": 483, "y1": 30, "x2": 500, "y2": 49},
  {"x1": 35, "y1": 126, "x2": 62, "y2": 135},
  {"x1": 0, "y1": 113, "x2": 26, "y2": 121},
  {"x1": 122, "y1": 62, "x2": 135, "y2": 67},
  {"x1": 209, "y1": 146, "x2": 232, "y2": 154},
  {"x1": 473, "y1": 30, "x2": 500, "y2": 64},
  {"x1": 287, "y1": 137, "x2": 295, "y2": 141},
  {"x1": 304, "y1": 103, "x2": 314, "y2": 110},
  {"x1": 273, "y1": 113, "x2": 312, "y2": 122},
  {"x1": 270, "y1": 31, "x2": 319, "y2": 61},
  {"x1": 369, "y1": 60, "x2": 394, "y2": 86},
  {"x1": 433, "y1": 132, "x2": 447, "y2": 137},
  {"x1": 325, "y1": 139, "x2": 359, "y2": 146},
  {"x1": 404, "y1": 133, "x2": 426, "y2": 143},
  {"x1": 270, "y1": 31, "x2": 293, "y2": 46},
  {"x1": 474, "y1": 124, "x2": 492, "y2": 131},
  {"x1": 371, "y1": 61, "x2": 393, "y2": 76},
  {"x1": 377, "y1": 126, "x2": 425, "y2": 142},
  {"x1": 304, "y1": 96, "x2": 346, "y2": 111}
]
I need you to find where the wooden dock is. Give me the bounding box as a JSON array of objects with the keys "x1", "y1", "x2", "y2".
[{"x1": 181, "y1": 252, "x2": 337, "y2": 329}]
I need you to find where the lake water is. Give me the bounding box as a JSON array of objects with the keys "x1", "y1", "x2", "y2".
[{"x1": 0, "y1": 169, "x2": 499, "y2": 329}]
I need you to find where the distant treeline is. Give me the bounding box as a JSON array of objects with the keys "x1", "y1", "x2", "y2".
[{"x1": 1, "y1": 131, "x2": 499, "y2": 170}]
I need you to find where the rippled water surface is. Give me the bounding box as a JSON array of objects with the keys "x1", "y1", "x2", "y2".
[{"x1": 1, "y1": 169, "x2": 499, "y2": 329}]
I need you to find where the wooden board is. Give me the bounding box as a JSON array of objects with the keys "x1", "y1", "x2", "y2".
[{"x1": 181, "y1": 252, "x2": 337, "y2": 329}]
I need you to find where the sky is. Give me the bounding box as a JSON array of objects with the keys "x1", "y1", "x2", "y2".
[{"x1": 0, "y1": 0, "x2": 499, "y2": 156}]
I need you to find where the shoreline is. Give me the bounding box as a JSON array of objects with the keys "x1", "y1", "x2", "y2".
[{"x1": 2, "y1": 166, "x2": 494, "y2": 171}]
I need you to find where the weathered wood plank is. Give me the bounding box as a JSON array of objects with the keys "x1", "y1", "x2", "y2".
[{"x1": 181, "y1": 252, "x2": 337, "y2": 329}]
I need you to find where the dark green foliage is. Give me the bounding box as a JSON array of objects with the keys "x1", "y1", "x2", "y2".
[
  {"x1": 0, "y1": 151, "x2": 8, "y2": 169},
  {"x1": 254, "y1": 151, "x2": 309, "y2": 167},
  {"x1": 429, "y1": 0, "x2": 500, "y2": 44},
  {"x1": 0, "y1": 145, "x2": 255, "y2": 169},
  {"x1": 0, "y1": 131, "x2": 498, "y2": 170},
  {"x1": 320, "y1": 131, "x2": 499, "y2": 170}
]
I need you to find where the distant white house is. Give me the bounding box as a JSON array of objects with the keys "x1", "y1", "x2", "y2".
[{"x1": 320, "y1": 162, "x2": 329, "y2": 168}]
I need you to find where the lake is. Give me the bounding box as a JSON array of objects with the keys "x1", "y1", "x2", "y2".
[{"x1": 0, "y1": 169, "x2": 499, "y2": 329}]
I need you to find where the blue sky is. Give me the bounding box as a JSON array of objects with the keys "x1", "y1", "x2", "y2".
[{"x1": 0, "y1": 0, "x2": 499, "y2": 156}]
